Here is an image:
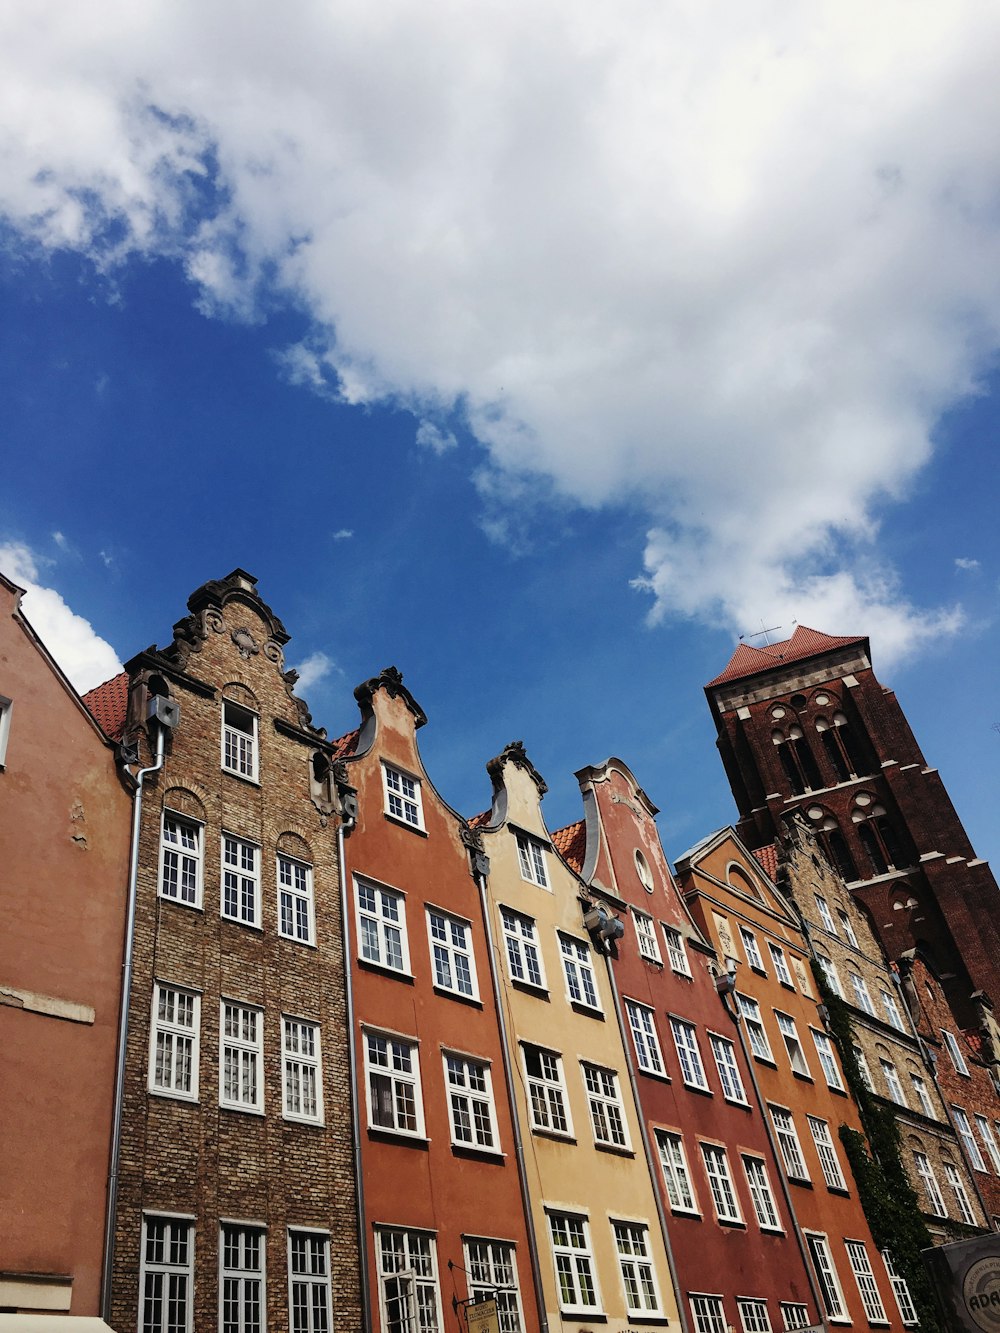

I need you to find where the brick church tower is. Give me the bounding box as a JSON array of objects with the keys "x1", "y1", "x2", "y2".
[{"x1": 704, "y1": 625, "x2": 1000, "y2": 1024}]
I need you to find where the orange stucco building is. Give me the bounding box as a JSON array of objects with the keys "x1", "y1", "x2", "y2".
[{"x1": 0, "y1": 572, "x2": 132, "y2": 1318}]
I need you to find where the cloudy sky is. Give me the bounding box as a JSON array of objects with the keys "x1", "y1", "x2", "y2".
[{"x1": 2, "y1": 1, "x2": 999, "y2": 862}]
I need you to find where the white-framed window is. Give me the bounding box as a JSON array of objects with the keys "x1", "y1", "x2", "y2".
[
  {"x1": 879, "y1": 1058, "x2": 907, "y2": 1106},
  {"x1": 806, "y1": 1232, "x2": 847, "y2": 1322},
  {"x1": 775, "y1": 1012, "x2": 810, "y2": 1078},
  {"x1": 845, "y1": 1240, "x2": 888, "y2": 1324},
  {"x1": 220, "y1": 1001, "x2": 263, "y2": 1113},
  {"x1": 633, "y1": 909, "x2": 662, "y2": 963},
  {"x1": 880, "y1": 990, "x2": 905, "y2": 1031},
  {"x1": 222, "y1": 834, "x2": 260, "y2": 927},
  {"x1": 740, "y1": 927, "x2": 766, "y2": 972},
  {"x1": 523, "y1": 1045, "x2": 571, "y2": 1136},
  {"x1": 376, "y1": 1227, "x2": 442, "y2": 1333},
  {"x1": 943, "y1": 1161, "x2": 977, "y2": 1224},
  {"x1": 849, "y1": 972, "x2": 876, "y2": 1015},
  {"x1": 465, "y1": 1238, "x2": 524, "y2": 1333},
  {"x1": 282, "y1": 1016, "x2": 323, "y2": 1124},
  {"x1": 548, "y1": 1213, "x2": 600, "y2": 1313},
  {"x1": 814, "y1": 895, "x2": 836, "y2": 935},
  {"x1": 768, "y1": 943, "x2": 794, "y2": 988},
  {"x1": 160, "y1": 812, "x2": 203, "y2": 908},
  {"x1": 222, "y1": 699, "x2": 258, "y2": 781},
  {"x1": 911, "y1": 1073, "x2": 935, "y2": 1118},
  {"x1": 613, "y1": 1221, "x2": 662, "y2": 1315},
  {"x1": 974, "y1": 1114, "x2": 1000, "y2": 1173},
  {"x1": 737, "y1": 994, "x2": 774, "y2": 1062},
  {"x1": 808, "y1": 1116, "x2": 847, "y2": 1190},
  {"x1": 365, "y1": 1031, "x2": 424, "y2": 1137},
  {"x1": 742, "y1": 1155, "x2": 781, "y2": 1231},
  {"x1": 854, "y1": 1045, "x2": 876, "y2": 1092},
  {"x1": 780, "y1": 1303, "x2": 810, "y2": 1330},
  {"x1": 881, "y1": 1251, "x2": 918, "y2": 1326},
  {"x1": 690, "y1": 1293, "x2": 727, "y2": 1333},
  {"x1": 278, "y1": 854, "x2": 315, "y2": 945},
  {"x1": 149, "y1": 983, "x2": 200, "y2": 1100},
  {"x1": 0, "y1": 694, "x2": 12, "y2": 767},
  {"x1": 625, "y1": 999, "x2": 665, "y2": 1076},
  {"x1": 383, "y1": 764, "x2": 424, "y2": 830},
  {"x1": 582, "y1": 1062, "x2": 630, "y2": 1150},
  {"x1": 837, "y1": 910, "x2": 860, "y2": 949},
  {"x1": 356, "y1": 878, "x2": 408, "y2": 973},
  {"x1": 952, "y1": 1106, "x2": 988, "y2": 1172},
  {"x1": 427, "y1": 908, "x2": 478, "y2": 999},
  {"x1": 811, "y1": 1029, "x2": 844, "y2": 1091},
  {"x1": 288, "y1": 1230, "x2": 332, "y2": 1333},
  {"x1": 221, "y1": 1224, "x2": 266, "y2": 1333},
  {"x1": 914, "y1": 1150, "x2": 947, "y2": 1215},
  {"x1": 710, "y1": 1033, "x2": 748, "y2": 1104},
  {"x1": 701, "y1": 1143, "x2": 742, "y2": 1222},
  {"x1": 738, "y1": 1298, "x2": 772, "y2": 1333},
  {"x1": 770, "y1": 1106, "x2": 809, "y2": 1181},
  {"x1": 444, "y1": 1053, "x2": 498, "y2": 1150},
  {"x1": 663, "y1": 925, "x2": 691, "y2": 975},
  {"x1": 140, "y1": 1214, "x2": 194, "y2": 1333},
  {"x1": 499, "y1": 907, "x2": 546, "y2": 989},
  {"x1": 516, "y1": 831, "x2": 548, "y2": 887},
  {"x1": 656, "y1": 1129, "x2": 699, "y2": 1213},
  {"x1": 815, "y1": 954, "x2": 843, "y2": 999},
  {"x1": 942, "y1": 1029, "x2": 971, "y2": 1076},
  {"x1": 671, "y1": 1017, "x2": 709, "y2": 1090},
  {"x1": 560, "y1": 934, "x2": 601, "y2": 1011}
]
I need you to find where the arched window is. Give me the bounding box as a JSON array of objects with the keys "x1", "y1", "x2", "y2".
[
  {"x1": 803, "y1": 806, "x2": 859, "y2": 883},
  {"x1": 852, "y1": 799, "x2": 906, "y2": 876},
  {"x1": 815, "y1": 717, "x2": 850, "y2": 783},
  {"x1": 773, "y1": 725, "x2": 822, "y2": 795}
]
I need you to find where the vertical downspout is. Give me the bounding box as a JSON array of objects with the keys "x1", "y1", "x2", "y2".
[
  {"x1": 101, "y1": 722, "x2": 165, "y2": 1322},
  {"x1": 474, "y1": 866, "x2": 549, "y2": 1333},
  {"x1": 727, "y1": 989, "x2": 826, "y2": 1323},
  {"x1": 602, "y1": 950, "x2": 690, "y2": 1333},
  {"x1": 337, "y1": 817, "x2": 373, "y2": 1333}
]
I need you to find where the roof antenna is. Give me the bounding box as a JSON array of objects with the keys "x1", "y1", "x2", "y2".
[{"x1": 738, "y1": 620, "x2": 783, "y2": 647}]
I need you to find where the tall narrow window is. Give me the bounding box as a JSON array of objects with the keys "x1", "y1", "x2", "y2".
[
  {"x1": 849, "y1": 972, "x2": 876, "y2": 1015},
  {"x1": 914, "y1": 1151, "x2": 946, "y2": 1216},
  {"x1": 882, "y1": 1252, "x2": 918, "y2": 1326},
  {"x1": 775, "y1": 1012, "x2": 810, "y2": 1078},
  {"x1": 815, "y1": 954, "x2": 843, "y2": 998},
  {"x1": 853, "y1": 1045, "x2": 876, "y2": 1092},
  {"x1": 625, "y1": 1000, "x2": 665, "y2": 1076},
  {"x1": 811, "y1": 1030, "x2": 844, "y2": 1091},
  {"x1": 910, "y1": 1074, "x2": 935, "y2": 1118},
  {"x1": 943, "y1": 1162, "x2": 977, "y2": 1224},
  {"x1": 690, "y1": 1295, "x2": 727, "y2": 1333},
  {"x1": 516, "y1": 832, "x2": 548, "y2": 887},
  {"x1": 880, "y1": 1059, "x2": 907, "y2": 1106},
  {"x1": 780, "y1": 1305, "x2": 810, "y2": 1331},
  {"x1": 880, "y1": 990, "x2": 906, "y2": 1031},
  {"x1": 768, "y1": 943, "x2": 794, "y2": 988},
  {"x1": 149, "y1": 983, "x2": 200, "y2": 1100},
  {"x1": 427, "y1": 908, "x2": 478, "y2": 998},
  {"x1": 282, "y1": 1017, "x2": 323, "y2": 1123},
  {"x1": 671, "y1": 1018, "x2": 709, "y2": 1090},
  {"x1": 738, "y1": 1300, "x2": 773, "y2": 1333},
  {"x1": 845, "y1": 1241, "x2": 888, "y2": 1325},
  {"x1": 365, "y1": 1032, "x2": 423, "y2": 1136},
  {"x1": 356, "y1": 879, "x2": 408, "y2": 972},
  {"x1": 500, "y1": 907, "x2": 546, "y2": 989},
  {"x1": 160, "y1": 813, "x2": 203, "y2": 907},
  {"x1": 383, "y1": 765, "x2": 424, "y2": 830},
  {"x1": 0, "y1": 694, "x2": 12, "y2": 768},
  {"x1": 633, "y1": 909, "x2": 662, "y2": 963},
  {"x1": 288, "y1": 1231, "x2": 332, "y2": 1333},
  {"x1": 220, "y1": 1225, "x2": 265, "y2": 1333},
  {"x1": 560, "y1": 935, "x2": 601, "y2": 1011},
  {"x1": 740, "y1": 927, "x2": 766, "y2": 972},
  {"x1": 548, "y1": 1213, "x2": 600, "y2": 1313},
  {"x1": 824, "y1": 829, "x2": 859, "y2": 883},
  {"x1": 523, "y1": 1045, "x2": 571, "y2": 1135},
  {"x1": 582, "y1": 1063, "x2": 630, "y2": 1150},
  {"x1": 974, "y1": 1115, "x2": 1000, "y2": 1174},
  {"x1": 701, "y1": 1144, "x2": 741, "y2": 1222},
  {"x1": 710, "y1": 1034, "x2": 748, "y2": 1104},
  {"x1": 278, "y1": 854, "x2": 315, "y2": 944},
  {"x1": 942, "y1": 1029, "x2": 971, "y2": 1076},
  {"x1": 770, "y1": 1106, "x2": 809, "y2": 1181},
  {"x1": 808, "y1": 1117, "x2": 847, "y2": 1190},
  {"x1": 465, "y1": 1239, "x2": 523, "y2": 1333},
  {"x1": 806, "y1": 1233, "x2": 846, "y2": 1321},
  {"x1": 141, "y1": 1215, "x2": 194, "y2": 1333},
  {"x1": 444, "y1": 1054, "x2": 498, "y2": 1150},
  {"x1": 613, "y1": 1222, "x2": 661, "y2": 1315},
  {"x1": 220, "y1": 1002, "x2": 263, "y2": 1113},
  {"x1": 737, "y1": 994, "x2": 774, "y2": 1062},
  {"x1": 742, "y1": 1155, "x2": 781, "y2": 1231},
  {"x1": 376, "y1": 1228, "x2": 442, "y2": 1333},
  {"x1": 814, "y1": 894, "x2": 837, "y2": 935},
  {"x1": 222, "y1": 700, "x2": 258, "y2": 781},
  {"x1": 656, "y1": 1131, "x2": 698, "y2": 1213},
  {"x1": 836, "y1": 910, "x2": 860, "y2": 949},
  {"x1": 222, "y1": 835, "x2": 260, "y2": 927},
  {"x1": 663, "y1": 926, "x2": 691, "y2": 975},
  {"x1": 952, "y1": 1106, "x2": 987, "y2": 1172}
]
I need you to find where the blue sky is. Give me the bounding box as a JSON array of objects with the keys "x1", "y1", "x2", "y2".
[{"x1": 2, "y1": 2, "x2": 999, "y2": 869}]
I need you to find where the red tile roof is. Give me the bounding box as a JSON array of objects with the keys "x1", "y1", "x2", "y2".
[
  {"x1": 752, "y1": 844, "x2": 778, "y2": 881},
  {"x1": 82, "y1": 671, "x2": 129, "y2": 741},
  {"x1": 552, "y1": 820, "x2": 586, "y2": 873},
  {"x1": 706, "y1": 625, "x2": 867, "y2": 689},
  {"x1": 467, "y1": 809, "x2": 492, "y2": 830},
  {"x1": 330, "y1": 728, "x2": 360, "y2": 760}
]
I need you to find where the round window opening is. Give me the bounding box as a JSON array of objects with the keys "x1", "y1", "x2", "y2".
[
  {"x1": 635, "y1": 849, "x2": 654, "y2": 893},
  {"x1": 789, "y1": 693, "x2": 807, "y2": 709}
]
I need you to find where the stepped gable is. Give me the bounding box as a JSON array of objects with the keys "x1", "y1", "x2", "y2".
[
  {"x1": 82, "y1": 670, "x2": 129, "y2": 741},
  {"x1": 706, "y1": 625, "x2": 868, "y2": 688},
  {"x1": 552, "y1": 819, "x2": 585, "y2": 873}
]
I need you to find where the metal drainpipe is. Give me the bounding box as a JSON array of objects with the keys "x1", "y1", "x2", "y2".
[
  {"x1": 602, "y1": 948, "x2": 690, "y2": 1333},
  {"x1": 727, "y1": 988, "x2": 826, "y2": 1324},
  {"x1": 474, "y1": 867, "x2": 549, "y2": 1333},
  {"x1": 337, "y1": 816, "x2": 373, "y2": 1333},
  {"x1": 101, "y1": 722, "x2": 165, "y2": 1323}
]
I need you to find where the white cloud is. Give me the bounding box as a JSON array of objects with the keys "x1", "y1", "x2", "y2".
[
  {"x1": 0, "y1": 542, "x2": 123, "y2": 692},
  {"x1": 291, "y1": 650, "x2": 336, "y2": 692},
  {"x1": 52, "y1": 531, "x2": 69, "y2": 551},
  {"x1": 2, "y1": 2, "x2": 999, "y2": 663},
  {"x1": 416, "y1": 420, "x2": 457, "y2": 455},
  {"x1": 332, "y1": 528, "x2": 353, "y2": 542},
  {"x1": 955, "y1": 556, "x2": 981, "y2": 571}
]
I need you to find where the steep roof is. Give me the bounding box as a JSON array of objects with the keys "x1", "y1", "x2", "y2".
[
  {"x1": 330, "y1": 728, "x2": 360, "y2": 760},
  {"x1": 752, "y1": 843, "x2": 778, "y2": 882},
  {"x1": 706, "y1": 625, "x2": 868, "y2": 689},
  {"x1": 82, "y1": 671, "x2": 129, "y2": 741},
  {"x1": 467, "y1": 809, "x2": 492, "y2": 831},
  {"x1": 551, "y1": 819, "x2": 586, "y2": 873}
]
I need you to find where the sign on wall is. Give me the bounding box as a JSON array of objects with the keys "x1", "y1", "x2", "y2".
[{"x1": 924, "y1": 1233, "x2": 1000, "y2": 1333}]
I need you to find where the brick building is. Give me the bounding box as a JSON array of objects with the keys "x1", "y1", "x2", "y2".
[
  {"x1": 704, "y1": 626, "x2": 1000, "y2": 1026},
  {"x1": 83, "y1": 571, "x2": 361, "y2": 1333},
  {"x1": 0, "y1": 571, "x2": 131, "y2": 1321}
]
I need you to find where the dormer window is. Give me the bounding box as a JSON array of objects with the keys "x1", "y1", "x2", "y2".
[
  {"x1": 222, "y1": 700, "x2": 258, "y2": 781},
  {"x1": 383, "y1": 764, "x2": 424, "y2": 830},
  {"x1": 516, "y1": 833, "x2": 548, "y2": 888}
]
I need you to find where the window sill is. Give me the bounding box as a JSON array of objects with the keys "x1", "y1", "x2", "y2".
[
  {"x1": 511, "y1": 978, "x2": 550, "y2": 1000},
  {"x1": 220, "y1": 1104, "x2": 265, "y2": 1117},
  {"x1": 148, "y1": 1088, "x2": 200, "y2": 1105},
  {"x1": 531, "y1": 1127, "x2": 577, "y2": 1145},
  {"x1": 792, "y1": 1071, "x2": 814, "y2": 1084},
  {"x1": 760, "y1": 1227, "x2": 786, "y2": 1236},
  {"x1": 753, "y1": 1056, "x2": 778, "y2": 1069},
  {"x1": 682, "y1": 1082, "x2": 713, "y2": 1098},
  {"x1": 627, "y1": 1316, "x2": 670, "y2": 1326},
  {"x1": 383, "y1": 812, "x2": 428, "y2": 837},
  {"x1": 670, "y1": 1208, "x2": 702, "y2": 1220},
  {"x1": 358, "y1": 958, "x2": 415, "y2": 984},
  {"x1": 157, "y1": 895, "x2": 204, "y2": 913},
  {"x1": 749, "y1": 965, "x2": 767, "y2": 977},
  {"x1": 638, "y1": 1068, "x2": 672, "y2": 1084},
  {"x1": 788, "y1": 1176, "x2": 813, "y2": 1189},
  {"x1": 222, "y1": 768, "x2": 261, "y2": 787},
  {"x1": 778, "y1": 979, "x2": 795, "y2": 990},
  {"x1": 279, "y1": 934, "x2": 317, "y2": 950},
  {"x1": 570, "y1": 1000, "x2": 605, "y2": 1020},
  {"x1": 595, "y1": 1142, "x2": 636, "y2": 1158},
  {"x1": 722, "y1": 1096, "x2": 751, "y2": 1110},
  {"x1": 432, "y1": 985, "x2": 483, "y2": 1009},
  {"x1": 222, "y1": 917, "x2": 264, "y2": 933},
  {"x1": 451, "y1": 1144, "x2": 507, "y2": 1163},
  {"x1": 639, "y1": 955, "x2": 664, "y2": 969},
  {"x1": 559, "y1": 1312, "x2": 606, "y2": 1323},
  {"x1": 716, "y1": 1217, "x2": 747, "y2": 1230},
  {"x1": 367, "y1": 1128, "x2": 430, "y2": 1149},
  {"x1": 283, "y1": 1115, "x2": 326, "y2": 1129}
]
